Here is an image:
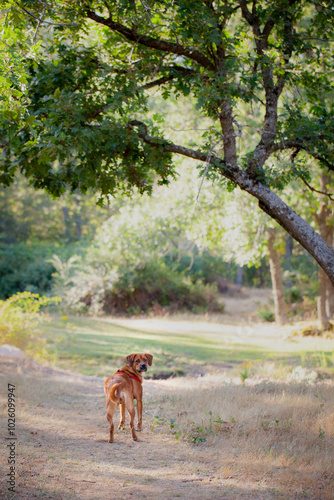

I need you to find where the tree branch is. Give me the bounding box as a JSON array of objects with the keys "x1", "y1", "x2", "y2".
[
  {"x1": 15, "y1": 1, "x2": 78, "y2": 26},
  {"x1": 268, "y1": 140, "x2": 334, "y2": 172},
  {"x1": 128, "y1": 119, "x2": 233, "y2": 177},
  {"x1": 142, "y1": 66, "x2": 195, "y2": 89},
  {"x1": 300, "y1": 177, "x2": 334, "y2": 201},
  {"x1": 86, "y1": 9, "x2": 215, "y2": 71}
]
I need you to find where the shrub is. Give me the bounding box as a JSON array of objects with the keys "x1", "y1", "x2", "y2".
[
  {"x1": 60, "y1": 259, "x2": 224, "y2": 315},
  {"x1": 0, "y1": 243, "x2": 55, "y2": 299},
  {"x1": 0, "y1": 292, "x2": 58, "y2": 353},
  {"x1": 257, "y1": 304, "x2": 275, "y2": 322}
]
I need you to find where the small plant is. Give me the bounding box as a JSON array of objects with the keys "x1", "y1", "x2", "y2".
[
  {"x1": 240, "y1": 367, "x2": 249, "y2": 383},
  {"x1": 239, "y1": 361, "x2": 253, "y2": 383},
  {"x1": 169, "y1": 418, "x2": 181, "y2": 440},
  {"x1": 0, "y1": 292, "x2": 59, "y2": 354},
  {"x1": 151, "y1": 415, "x2": 167, "y2": 430},
  {"x1": 257, "y1": 304, "x2": 275, "y2": 322},
  {"x1": 319, "y1": 427, "x2": 325, "y2": 438}
]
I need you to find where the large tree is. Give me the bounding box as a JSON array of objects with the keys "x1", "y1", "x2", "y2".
[{"x1": 1, "y1": 1, "x2": 334, "y2": 283}]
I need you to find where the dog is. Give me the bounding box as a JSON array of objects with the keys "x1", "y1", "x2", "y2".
[{"x1": 104, "y1": 353, "x2": 153, "y2": 442}]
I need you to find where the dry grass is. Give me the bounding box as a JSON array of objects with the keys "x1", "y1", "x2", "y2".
[
  {"x1": 150, "y1": 374, "x2": 334, "y2": 499},
  {"x1": 1, "y1": 358, "x2": 332, "y2": 499}
]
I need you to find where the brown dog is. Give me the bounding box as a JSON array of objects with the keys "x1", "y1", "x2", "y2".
[{"x1": 104, "y1": 353, "x2": 153, "y2": 442}]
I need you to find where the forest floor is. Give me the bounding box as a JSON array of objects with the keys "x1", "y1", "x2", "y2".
[{"x1": 1, "y1": 288, "x2": 334, "y2": 499}]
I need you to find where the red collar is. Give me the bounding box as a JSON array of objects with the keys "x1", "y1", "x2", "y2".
[{"x1": 117, "y1": 369, "x2": 142, "y2": 384}]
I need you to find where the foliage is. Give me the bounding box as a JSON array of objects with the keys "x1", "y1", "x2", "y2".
[
  {"x1": 0, "y1": 1, "x2": 334, "y2": 286},
  {"x1": 57, "y1": 256, "x2": 223, "y2": 315},
  {"x1": 257, "y1": 304, "x2": 275, "y2": 322},
  {"x1": 0, "y1": 291, "x2": 58, "y2": 352},
  {"x1": 0, "y1": 242, "x2": 55, "y2": 299},
  {"x1": 0, "y1": 1, "x2": 41, "y2": 124},
  {"x1": 0, "y1": 174, "x2": 117, "y2": 244}
]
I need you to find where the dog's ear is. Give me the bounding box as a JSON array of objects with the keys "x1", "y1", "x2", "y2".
[
  {"x1": 145, "y1": 353, "x2": 153, "y2": 366},
  {"x1": 126, "y1": 354, "x2": 136, "y2": 367}
]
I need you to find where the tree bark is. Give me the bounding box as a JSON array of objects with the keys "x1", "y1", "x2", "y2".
[
  {"x1": 325, "y1": 225, "x2": 334, "y2": 319},
  {"x1": 315, "y1": 175, "x2": 333, "y2": 329},
  {"x1": 62, "y1": 206, "x2": 71, "y2": 241},
  {"x1": 74, "y1": 197, "x2": 82, "y2": 241},
  {"x1": 267, "y1": 228, "x2": 287, "y2": 325},
  {"x1": 236, "y1": 266, "x2": 243, "y2": 287},
  {"x1": 285, "y1": 235, "x2": 293, "y2": 288}
]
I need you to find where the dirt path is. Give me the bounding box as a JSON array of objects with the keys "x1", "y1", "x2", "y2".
[{"x1": 1, "y1": 359, "x2": 292, "y2": 500}]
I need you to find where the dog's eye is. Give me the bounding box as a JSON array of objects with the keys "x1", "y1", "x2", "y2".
[
  {"x1": 135, "y1": 359, "x2": 140, "y2": 363},
  {"x1": 143, "y1": 359, "x2": 147, "y2": 362}
]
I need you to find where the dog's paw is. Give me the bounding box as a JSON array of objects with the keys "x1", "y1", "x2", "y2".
[{"x1": 108, "y1": 439, "x2": 114, "y2": 443}]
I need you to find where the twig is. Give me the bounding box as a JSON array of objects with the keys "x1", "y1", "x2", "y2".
[
  {"x1": 15, "y1": 1, "x2": 78, "y2": 26},
  {"x1": 301, "y1": 177, "x2": 334, "y2": 201}
]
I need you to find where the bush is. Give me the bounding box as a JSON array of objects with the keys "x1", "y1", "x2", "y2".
[
  {"x1": 62, "y1": 259, "x2": 224, "y2": 315},
  {"x1": 0, "y1": 292, "x2": 59, "y2": 353},
  {"x1": 257, "y1": 304, "x2": 275, "y2": 322},
  {"x1": 0, "y1": 243, "x2": 55, "y2": 299}
]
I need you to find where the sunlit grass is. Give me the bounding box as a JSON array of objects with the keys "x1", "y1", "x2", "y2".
[{"x1": 41, "y1": 315, "x2": 334, "y2": 378}]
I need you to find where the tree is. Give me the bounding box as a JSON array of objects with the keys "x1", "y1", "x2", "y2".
[
  {"x1": 1, "y1": 0, "x2": 334, "y2": 283},
  {"x1": 314, "y1": 174, "x2": 334, "y2": 329},
  {"x1": 267, "y1": 227, "x2": 287, "y2": 325}
]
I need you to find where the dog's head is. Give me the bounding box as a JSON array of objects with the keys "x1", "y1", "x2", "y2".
[{"x1": 126, "y1": 353, "x2": 153, "y2": 373}]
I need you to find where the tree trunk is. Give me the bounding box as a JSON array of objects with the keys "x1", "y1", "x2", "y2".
[
  {"x1": 267, "y1": 228, "x2": 287, "y2": 325},
  {"x1": 318, "y1": 268, "x2": 330, "y2": 330},
  {"x1": 315, "y1": 175, "x2": 333, "y2": 329},
  {"x1": 62, "y1": 206, "x2": 71, "y2": 241},
  {"x1": 74, "y1": 197, "x2": 82, "y2": 241},
  {"x1": 325, "y1": 224, "x2": 334, "y2": 319},
  {"x1": 236, "y1": 265, "x2": 243, "y2": 287},
  {"x1": 285, "y1": 235, "x2": 293, "y2": 288}
]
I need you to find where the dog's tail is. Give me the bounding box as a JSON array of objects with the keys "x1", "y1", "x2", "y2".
[{"x1": 109, "y1": 383, "x2": 122, "y2": 403}]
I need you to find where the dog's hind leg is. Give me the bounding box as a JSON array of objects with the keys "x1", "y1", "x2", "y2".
[
  {"x1": 136, "y1": 399, "x2": 143, "y2": 431},
  {"x1": 125, "y1": 398, "x2": 138, "y2": 441},
  {"x1": 106, "y1": 400, "x2": 117, "y2": 443},
  {"x1": 118, "y1": 404, "x2": 125, "y2": 430}
]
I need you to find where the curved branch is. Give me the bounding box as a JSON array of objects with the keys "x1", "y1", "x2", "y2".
[
  {"x1": 86, "y1": 9, "x2": 215, "y2": 71},
  {"x1": 128, "y1": 120, "x2": 334, "y2": 284},
  {"x1": 300, "y1": 177, "x2": 334, "y2": 201},
  {"x1": 142, "y1": 66, "x2": 195, "y2": 89},
  {"x1": 268, "y1": 140, "x2": 334, "y2": 172}
]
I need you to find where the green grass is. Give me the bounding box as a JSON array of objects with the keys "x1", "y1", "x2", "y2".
[{"x1": 41, "y1": 315, "x2": 334, "y2": 378}]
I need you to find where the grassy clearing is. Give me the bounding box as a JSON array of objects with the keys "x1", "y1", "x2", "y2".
[
  {"x1": 1, "y1": 358, "x2": 333, "y2": 499},
  {"x1": 41, "y1": 315, "x2": 334, "y2": 379},
  {"x1": 150, "y1": 374, "x2": 334, "y2": 498}
]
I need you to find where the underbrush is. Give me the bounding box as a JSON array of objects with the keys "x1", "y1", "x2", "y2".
[
  {"x1": 0, "y1": 292, "x2": 58, "y2": 356},
  {"x1": 152, "y1": 375, "x2": 334, "y2": 497},
  {"x1": 56, "y1": 259, "x2": 224, "y2": 315}
]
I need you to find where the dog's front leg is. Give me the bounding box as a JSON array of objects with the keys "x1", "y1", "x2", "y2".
[{"x1": 137, "y1": 399, "x2": 143, "y2": 431}]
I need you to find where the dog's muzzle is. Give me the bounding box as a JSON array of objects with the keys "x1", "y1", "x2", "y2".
[{"x1": 140, "y1": 364, "x2": 147, "y2": 372}]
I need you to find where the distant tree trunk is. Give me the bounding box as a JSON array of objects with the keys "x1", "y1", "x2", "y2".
[
  {"x1": 267, "y1": 228, "x2": 287, "y2": 325},
  {"x1": 318, "y1": 268, "x2": 330, "y2": 329},
  {"x1": 236, "y1": 265, "x2": 243, "y2": 287},
  {"x1": 285, "y1": 235, "x2": 293, "y2": 288},
  {"x1": 315, "y1": 175, "x2": 333, "y2": 330},
  {"x1": 74, "y1": 197, "x2": 82, "y2": 241},
  {"x1": 326, "y1": 226, "x2": 334, "y2": 320},
  {"x1": 62, "y1": 206, "x2": 71, "y2": 241}
]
